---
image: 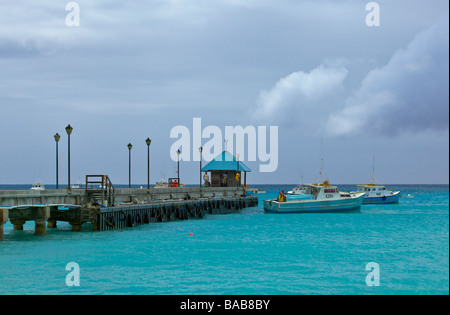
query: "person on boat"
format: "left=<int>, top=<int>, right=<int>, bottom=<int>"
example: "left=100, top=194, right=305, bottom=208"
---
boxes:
left=278, top=190, right=287, bottom=202
left=277, top=192, right=283, bottom=202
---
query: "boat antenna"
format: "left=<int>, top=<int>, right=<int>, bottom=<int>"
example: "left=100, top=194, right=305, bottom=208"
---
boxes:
left=318, top=130, right=326, bottom=183
left=371, top=154, right=375, bottom=184
left=319, top=158, right=324, bottom=183
left=297, top=171, right=304, bottom=185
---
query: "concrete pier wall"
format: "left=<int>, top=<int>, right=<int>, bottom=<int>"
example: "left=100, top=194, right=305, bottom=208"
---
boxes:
left=113, top=187, right=245, bottom=204
left=0, top=189, right=83, bottom=207
left=0, top=186, right=245, bottom=207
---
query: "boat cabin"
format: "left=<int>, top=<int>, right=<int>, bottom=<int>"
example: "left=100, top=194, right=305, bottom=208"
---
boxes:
left=357, top=184, right=388, bottom=197
left=307, top=183, right=341, bottom=200
left=30, top=183, right=45, bottom=190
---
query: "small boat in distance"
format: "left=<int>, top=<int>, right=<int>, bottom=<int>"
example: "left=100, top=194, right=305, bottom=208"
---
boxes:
left=356, top=184, right=400, bottom=204
left=30, top=182, right=45, bottom=190
left=287, top=175, right=307, bottom=195
left=246, top=188, right=267, bottom=196
left=356, top=155, right=400, bottom=204
left=154, top=180, right=169, bottom=188
left=71, top=183, right=83, bottom=189
left=287, top=185, right=308, bottom=195
left=264, top=180, right=365, bottom=214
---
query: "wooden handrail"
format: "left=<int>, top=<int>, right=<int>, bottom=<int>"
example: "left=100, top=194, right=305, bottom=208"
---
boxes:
left=85, top=175, right=115, bottom=206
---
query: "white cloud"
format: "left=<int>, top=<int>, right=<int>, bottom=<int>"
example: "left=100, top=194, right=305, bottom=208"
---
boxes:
left=254, top=65, right=348, bottom=133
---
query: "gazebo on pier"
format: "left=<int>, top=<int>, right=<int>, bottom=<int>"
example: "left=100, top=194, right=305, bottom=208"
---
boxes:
left=201, top=151, right=251, bottom=187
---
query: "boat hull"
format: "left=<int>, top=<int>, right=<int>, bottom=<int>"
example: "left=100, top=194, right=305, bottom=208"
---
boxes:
left=263, top=194, right=365, bottom=214
left=362, top=192, right=400, bottom=204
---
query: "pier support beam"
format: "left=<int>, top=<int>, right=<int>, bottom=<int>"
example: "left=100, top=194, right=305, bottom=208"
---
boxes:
left=10, top=218, right=26, bottom=230
left=33, top=206, right=50, bottom=236
left=70, top=223, right=82, bottom=232
left=0, top=208, right=8, bottom=241
left=47, top=220, right=57, bottom=229
left=35, top=219, right=47, bottom=236
left=91, top=220, right=98, bottom=231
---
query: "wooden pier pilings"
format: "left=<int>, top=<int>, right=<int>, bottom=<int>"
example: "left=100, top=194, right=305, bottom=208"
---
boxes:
left=95, top=197, right=258, bottom=232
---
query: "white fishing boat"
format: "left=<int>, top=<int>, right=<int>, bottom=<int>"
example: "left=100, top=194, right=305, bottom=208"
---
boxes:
left=287, top=185, right=308, bottom=195
left=30, top=182, right=45, bottom=190
left=264, top=181, right=365, bottom=214
left=356, top=184, right=400, bottom=204
left=355, top=155, right=400, bottom=204
left=287, top=175, right=307, bottom=195
left=71, top=183, right=83, bottom=189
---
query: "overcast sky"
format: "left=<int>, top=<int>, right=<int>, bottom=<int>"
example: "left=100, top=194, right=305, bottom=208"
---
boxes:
left=0, top=0, right=448, bottom=185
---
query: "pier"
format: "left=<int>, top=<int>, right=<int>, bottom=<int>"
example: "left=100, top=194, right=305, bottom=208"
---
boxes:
left=95, top=197, right=256, bottom=231
left=0, top=176, right=258, bottom=240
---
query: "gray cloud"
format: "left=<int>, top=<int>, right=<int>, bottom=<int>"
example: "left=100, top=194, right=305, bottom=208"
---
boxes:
left=326, top=14, right=449, bottom=137
left=254, top=14, right=449, bottom=138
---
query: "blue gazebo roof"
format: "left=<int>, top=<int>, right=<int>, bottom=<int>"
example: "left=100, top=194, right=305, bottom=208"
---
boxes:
left=202, top=151, right=251, bottom=172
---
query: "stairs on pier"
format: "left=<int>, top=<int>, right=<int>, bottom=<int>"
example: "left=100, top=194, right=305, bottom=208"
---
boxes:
left=85, top=175, right=116, bottom=207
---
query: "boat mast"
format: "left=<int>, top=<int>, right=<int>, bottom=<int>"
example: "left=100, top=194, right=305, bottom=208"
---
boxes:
left=371, top=154, right=375, bottom=184
left=319, top=158, right=324, bottom=183
left=318, top=132, right=326, bottom=184
left=298, top=171, right=304, bottom=185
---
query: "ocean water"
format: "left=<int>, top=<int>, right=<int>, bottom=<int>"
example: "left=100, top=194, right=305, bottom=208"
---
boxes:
left=0, top=184, right=448, bottom=295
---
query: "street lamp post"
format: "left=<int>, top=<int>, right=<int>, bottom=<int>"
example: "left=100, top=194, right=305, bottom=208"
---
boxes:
left=54, top=133, right=60, bottom=189
left=176, top=149, right=181, bottom=187
left=146, top=138, right=151, bottom=189
left=199, top=146, right=203, bottom=188
left=65, top=125, right=73, bottom=189
left=127, top=143, right=133, bottom=188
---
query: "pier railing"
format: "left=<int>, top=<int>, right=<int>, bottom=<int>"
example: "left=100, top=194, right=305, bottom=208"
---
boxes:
left=86, top=175, right=115, bottom=207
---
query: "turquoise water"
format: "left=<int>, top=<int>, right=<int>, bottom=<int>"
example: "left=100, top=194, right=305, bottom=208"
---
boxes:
left=1, top=185, right=448, bottom=295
